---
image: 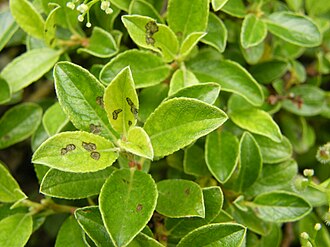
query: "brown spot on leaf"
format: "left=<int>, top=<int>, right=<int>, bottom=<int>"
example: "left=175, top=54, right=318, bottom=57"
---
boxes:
left=136, top=204, right=143, bottom=212
left=128, top=120, right=132, bottom=126
left=146, top=36, right=155, bottom=45
left=184, top=188, right=190, bottom=196
left=96, top=96, right=104, bottom=108
left=66, top=144, right=76, bottom=151
left=112, top=109, right=123, bottom=120
left=90, top=124, right=101, bottom=134
left=90, top=151, right=100, bottom=160
left=82, top=142, right=96, bottom=151
left=145, top=21, right=159, bottom=35
left=61, top=148, right=67, bottom=155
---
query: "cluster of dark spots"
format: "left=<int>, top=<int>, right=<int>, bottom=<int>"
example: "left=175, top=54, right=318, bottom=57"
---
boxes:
left=122, top=179, right=129, bottom=184
left=145, top=21, right=159, bottom=46
left=82, top=142, right=96, bottom=151
left=128, top=120, right=132, bottom=126
left=96, top=96, right=104, bottom=108
left=60, top=144, right=76, bottom=155
left=90, top=151, right=100, bottom=160
left=136, top=204, right=143, bottom=212
left=112, top=109, right=122, bottom=120
left=126, top=97, right=138, bottom=118
left=90, top=124, right=101, bottom=134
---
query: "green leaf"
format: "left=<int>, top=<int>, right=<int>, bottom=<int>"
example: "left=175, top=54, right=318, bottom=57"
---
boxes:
left=201, top=13, right=227, bottom=53
left=0, top=161, right=26, bottom=203
left=235, top=132, right=262, bottom=192
left=144, top=98, right=228, bottom=157
left=129, top=0, right=163, bottom=23
left=10, top=0, right=45, bottom=39
left=100, top=49, right=170, bottom=88
left=167, top=83, right=220, bottom=104
left=0, top=10, right=19, bottom=52
left=282, top=85, right=326, bottom=116
left=55, top=216, right=87, bottom=247
left=32, top=131, right=119, bottom=173
left=99, top=169, right=158, bottom=247
left=119, top=128, right=153, bottom=160
left=128, top=232, right=164, bottom=247
left=0, top=77, right=10, bottom=104
left=168, top=68, right=199, bottom=95
left=122, top=15, right=179, bottom=62
left=221, top=0, right=246, bottom=18
left=111, top=0, right=130, bottom=11
left=54, top=62, right=117, bottom=141
left=241, top=41, right=265, bottom=65
left=249, top=60, right=288, bottom=84
left=246, top=159, right=298, bottom=196
left=40, top=166, right=115, bottom=199
left=0, top=102, right=42, bottom=149
left=179, top=32, right=206, bottom=58
left=104, top=67, right=139, bottom=135
left=177, top=223, right=246, bottom=247
left=240, top=14, right=267, bottom=49
left=78, top=27, right=118, bottom=58
left=253, top=135, right=292, bottom=164
left=1, top=48, right=60, bottom=93
left=75, top=206, right=114, bottom=247
left=211, top=0, right=229, bottom=11
left=42, top=102, right=69, bottom=136
left=265, top=11, right=321, bottom=47
left=44, top=5, right=60, bottom=47
left=0, top=214, right=33, bottom=247
left=187, top=59, right=264, bottom=106
left=228, top=94, right=282, bottom=142
left=156, top=179, right=205, bottom=218
left=252, top=191, right=312, bottom=222
left=205, top=130, right=239, bottom=183
left=183, top=144, right=211, bottom=177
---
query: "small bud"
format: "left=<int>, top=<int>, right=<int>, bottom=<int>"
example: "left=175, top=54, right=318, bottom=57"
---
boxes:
left=303, top=169, right=314, bottom=177
left=101, top=1, right=110, bottom=10
left=78, top=14, right=84, bottom=22
left=305, top=242, right=313, bottom=247
left=316, top=142, right=330, bottom=164
left=289, top=92, right=295, bottom=98
left=314, top=223, right=322, bottom=231
left=66, top=2, right=75, bottom=10
left=293, top=176, right=309, bottom=192
left=300, top=232, right=309, bottom=240
left=77, top=3, right=88, bottom=13
left=105, top=7, right=113, bottom=14
left=86, top=22, right=91, bottom=28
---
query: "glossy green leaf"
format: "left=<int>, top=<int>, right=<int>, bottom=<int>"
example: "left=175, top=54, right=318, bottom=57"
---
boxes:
left=55, top=216, right=87, bottom=247
left=78, top=27, right=118, bottom=58
left=156, top=179, right=205, bottom=218
left=241, top=41, right=265, bottom=65
left=0, top=10, right=19, bottom=51
left=0, top=161, right=26, bottom=203
left=266, top=11, right=321, bottom=47
left=211, top=0, right=229, bottom=11
left=165, top=186, right=223, bottom=237
left=128, top=232, right=164, bottom=247
left=187, top=59, right=264, bottom=106
left=282, top=85, right=325, bottom=116
left=118, top=126, right=153, bottom=159
left=42, top=102, right=69, bottom=136
left=305, top=0, right=330, bottom=16
left=241, top=14, right=267, bottom=49
left=167, top=0, right=209, bottom=41
left=252, top=191, right=312, bottom=222
left=235, top=132, right=262, bottom=192
left=201, top=13, right=227, bottom=53
left=54, top=62, right=117, bottom=141
left=100, top=49, right=170, bottom=88
left=179, top=32, right=206, bottom=58
left=31, top=123, right=49, bottom=152
left=111, top=0, right=130, bottom=11
left=183, top=144, right=211, bottom=177
left=104, top=67, right=139, bottom=135
left=144, top=98, right=228, bottom=157
left=129, top=0, right=162, bottom=23
left=177, top=223, right=246, bottom=247
left=249, top=60, right=288, bottom=84
left=205, top=130, right=239, bottom=183
left=0, top=214, right=33, bottom=247
left=40, top=166, right=115, bottom=199
left=75, top=206, right=114, bottom=247
left=0, top=77, right=10, bottom=104
left=10, top=0, right=44, bottom=39
left=253, top=135, right=292, bottom=164
left=0, top=102, right=42, bottom=149
left=228, top=94, right=282, bottom=142
left=122, top=15, right=179, bottom=62
left=44, top=5, right=60, bottom=47
left=246, top=159, right=297, bottom=196
left=168, top=68, right=199, bottom=95
left=32, top=131, right=118, bottom=173
left=221, top=0, right=246, bottom=18
left=167, top=83, right=220, bottom=104
left=99, top=169, right=158, bottom=247
left=1, top=48, right=60, bottom=93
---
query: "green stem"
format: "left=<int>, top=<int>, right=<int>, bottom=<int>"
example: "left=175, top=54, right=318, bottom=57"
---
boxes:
left=21, top=199, right=77, bottom=216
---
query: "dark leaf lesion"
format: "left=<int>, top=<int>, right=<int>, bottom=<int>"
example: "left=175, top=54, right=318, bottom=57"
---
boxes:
left=60, top=144, right=76, bottom=155
left=145, top=20, right=159, bottom=46
left=112, top=109, right=123, bottom=120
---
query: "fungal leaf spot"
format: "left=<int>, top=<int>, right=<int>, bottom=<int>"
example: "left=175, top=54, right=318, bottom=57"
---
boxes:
left=90, top=151, right=100, bottom=160
left=184, top=188, right=190, bottom=196
left=126, top=97, right=138, bottom=118
left=112, top=109, right=123, bottom=120
left=96, top=96, right=104, bottom=108
left=136, top=203, right=143, bottom=212
left=145, top=21, right=159, bottom=35
left=128, top=120, right=132, bottom=126
left=66, top=144, right=76, bottom=151
left=90, top=124, right=101, bottom=134
left=61, top=148, right=67, bottom=155
left=82, top=142, right=96, bottom=152
left=146, top=36, right=155, bottom=46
